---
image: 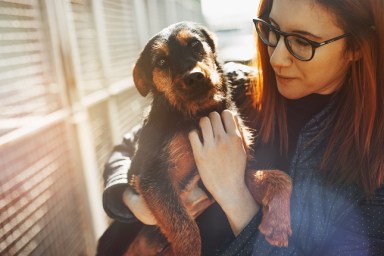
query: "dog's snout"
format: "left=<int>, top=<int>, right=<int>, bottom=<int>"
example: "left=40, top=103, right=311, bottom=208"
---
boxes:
left=184, top=71, right=205, bottom=87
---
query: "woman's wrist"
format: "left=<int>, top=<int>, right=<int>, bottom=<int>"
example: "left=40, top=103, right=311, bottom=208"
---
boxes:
left=216, top=182, right=260, bottom=236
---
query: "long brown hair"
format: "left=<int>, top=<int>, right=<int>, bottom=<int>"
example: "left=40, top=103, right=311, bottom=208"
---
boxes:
left=253, top=0, right=384, bottom=196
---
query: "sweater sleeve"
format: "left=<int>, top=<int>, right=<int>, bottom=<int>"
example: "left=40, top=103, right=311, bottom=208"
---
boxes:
left=218, top=211, right=262, bottom=256
left=323, top=186, right=384, bottom=256
left=102, top=124, right=142, bottom=223
left=218, top=187, right=384, bottom=256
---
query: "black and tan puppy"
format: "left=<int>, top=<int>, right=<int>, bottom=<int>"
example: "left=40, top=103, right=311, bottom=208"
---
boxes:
left=127, top=21, right=292, bottom=256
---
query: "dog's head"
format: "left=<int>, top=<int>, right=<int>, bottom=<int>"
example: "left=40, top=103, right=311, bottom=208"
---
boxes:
left=133, top=21, right=228, bottom=117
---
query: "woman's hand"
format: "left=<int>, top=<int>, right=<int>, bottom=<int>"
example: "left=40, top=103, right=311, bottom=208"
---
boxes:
left=123, top=175, right=214, bottom=225
left=188, top=110, right=259, bottom=235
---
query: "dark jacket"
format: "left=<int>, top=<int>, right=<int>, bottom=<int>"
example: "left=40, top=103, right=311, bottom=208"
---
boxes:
left=99, top=63, right=384, bottom=256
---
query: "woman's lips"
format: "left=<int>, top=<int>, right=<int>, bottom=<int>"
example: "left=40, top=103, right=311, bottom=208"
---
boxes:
left=276, top=74, right=295, bottom=79
left=276, top=74, right=296, bottom=83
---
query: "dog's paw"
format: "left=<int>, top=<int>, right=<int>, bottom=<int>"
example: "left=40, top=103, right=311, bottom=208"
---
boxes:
left=258, top=211, right=292, bottom=247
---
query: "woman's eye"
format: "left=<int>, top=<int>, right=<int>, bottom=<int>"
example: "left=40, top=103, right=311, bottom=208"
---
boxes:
left=294, top=37, right=310, bottom=47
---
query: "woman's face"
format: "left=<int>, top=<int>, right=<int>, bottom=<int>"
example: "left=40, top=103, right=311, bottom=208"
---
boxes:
left=268, top=0, right=353, bottom=99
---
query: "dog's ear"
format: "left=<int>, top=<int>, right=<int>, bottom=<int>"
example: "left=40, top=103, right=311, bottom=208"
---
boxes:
left=133, top=63, right=151, bottom=97
left=133, top=37, right=159, bottom=97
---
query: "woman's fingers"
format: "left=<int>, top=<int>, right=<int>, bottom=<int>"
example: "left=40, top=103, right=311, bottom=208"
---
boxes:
left=192, top=111, right=236, bottom=145
left=221, top=110, right=239, bottom=135
left=207, top=110, right=240, bottom=137
left=198, top=116, right=214, bottom=145
left=209, top=111, right=226, bottom=137
left=189, top=110, right=241, bottom=152
left=188, top=129, right=203, bottom=152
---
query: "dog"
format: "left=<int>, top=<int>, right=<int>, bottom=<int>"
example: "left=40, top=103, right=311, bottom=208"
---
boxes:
left=126, top=21, right=292, bottom=256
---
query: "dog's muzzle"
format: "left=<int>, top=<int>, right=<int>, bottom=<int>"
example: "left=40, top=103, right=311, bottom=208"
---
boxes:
left=183, top=71, right=205, bottom=87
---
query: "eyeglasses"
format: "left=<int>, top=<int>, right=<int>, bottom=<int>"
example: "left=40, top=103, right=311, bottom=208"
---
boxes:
left=252, top=18, right=350, bottom=61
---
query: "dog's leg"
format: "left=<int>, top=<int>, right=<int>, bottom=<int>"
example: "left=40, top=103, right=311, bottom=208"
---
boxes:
left=138, top=175, right=200, bottom=256
left=140, top=133, right=201, bottom=256
left=137, top=133, right=201, bottom=256
left=124, top=226, right=169, bottom=256
left=246, top=169, right=292, bottom=247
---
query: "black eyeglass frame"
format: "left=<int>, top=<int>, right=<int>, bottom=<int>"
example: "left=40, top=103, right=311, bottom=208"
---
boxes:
left=253, top=18, right=351, bottom=61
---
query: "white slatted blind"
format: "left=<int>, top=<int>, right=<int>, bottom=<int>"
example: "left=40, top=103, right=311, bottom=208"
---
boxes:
left=114, top=87, right=149, bottom=139
left=0, top=123, right=91, bottom=255
left=0, top=1, right=206, bottom=255
left=175, top=1, right=202, bottom=22
left=0, top=1, right=94, bottom=255
left=88, top=101, right=114, bottom=176
left=69, top=0, right=105, bottom=94
left=0, top=0, right=62, bottom=136
left=102, top=0, right=140, bottom=83
left=155, top=0, right=168, bottom=29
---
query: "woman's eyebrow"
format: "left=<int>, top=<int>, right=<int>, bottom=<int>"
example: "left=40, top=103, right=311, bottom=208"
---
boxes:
left=268, top=17, right=280, bottom=30
left=269, top=17, right=323, bottom=40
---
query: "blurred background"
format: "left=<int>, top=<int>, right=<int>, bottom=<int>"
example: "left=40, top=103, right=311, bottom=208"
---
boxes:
left=0, top=0, right=258, bottom=255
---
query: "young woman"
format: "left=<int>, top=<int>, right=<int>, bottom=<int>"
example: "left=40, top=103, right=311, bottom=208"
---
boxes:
left=98, top=0, right=384, bottom=255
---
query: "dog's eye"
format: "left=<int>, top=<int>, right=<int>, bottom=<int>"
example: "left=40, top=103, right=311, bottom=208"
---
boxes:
left=155, top=58, right=168, bottom=68
left=190, top=40, right=202, bottom=49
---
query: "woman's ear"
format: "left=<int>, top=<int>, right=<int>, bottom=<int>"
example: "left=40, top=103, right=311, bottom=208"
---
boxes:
left=347, top=48, right=362, bottom=62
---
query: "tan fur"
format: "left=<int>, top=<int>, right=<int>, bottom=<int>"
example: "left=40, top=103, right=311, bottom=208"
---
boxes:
left=152, top=41, right=169, bottom=55
left=168, top=133, right=195, bottom=189
left=176, top=29, right=194, bottom=46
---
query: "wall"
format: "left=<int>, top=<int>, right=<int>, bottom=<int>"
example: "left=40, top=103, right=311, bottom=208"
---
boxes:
left=0, top=0, right=205, bottom=255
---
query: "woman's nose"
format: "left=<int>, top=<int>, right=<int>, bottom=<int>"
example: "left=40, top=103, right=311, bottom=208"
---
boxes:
left=269, top=37, right=293, bottom=68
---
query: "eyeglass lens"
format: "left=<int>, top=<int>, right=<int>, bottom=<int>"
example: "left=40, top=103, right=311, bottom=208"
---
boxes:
left=256, top=21, right=313, bottom=60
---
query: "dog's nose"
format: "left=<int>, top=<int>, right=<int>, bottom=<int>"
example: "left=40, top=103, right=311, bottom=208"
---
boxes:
left=184, top=71, right=205, bottom=87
